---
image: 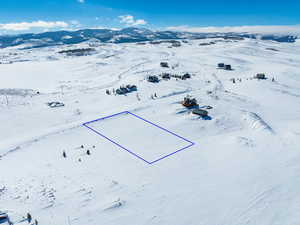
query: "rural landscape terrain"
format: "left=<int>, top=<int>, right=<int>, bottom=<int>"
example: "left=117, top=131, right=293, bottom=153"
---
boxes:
left=1, top=28, right=300, bottom=225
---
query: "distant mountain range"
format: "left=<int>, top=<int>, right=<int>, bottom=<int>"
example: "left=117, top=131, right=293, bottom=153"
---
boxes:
left=0, top=27, right=298, bottom=49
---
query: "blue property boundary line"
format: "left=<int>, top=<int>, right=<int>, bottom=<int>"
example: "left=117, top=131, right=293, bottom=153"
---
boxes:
left=83, top=111, right=195, bottom=165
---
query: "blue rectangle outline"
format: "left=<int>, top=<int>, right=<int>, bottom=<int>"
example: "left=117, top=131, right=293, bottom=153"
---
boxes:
left=83, top=111, right=195, bottom=164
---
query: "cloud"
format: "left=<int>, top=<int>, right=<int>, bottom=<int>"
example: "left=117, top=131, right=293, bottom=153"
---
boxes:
left=70, top=20, right=81, bottom=27
left=0, top=21, right=69, bottom=31
left=119, top=15, right=147, bottom=26
left=77, top=0, right=85, bottom=3
left=166, top=25, right=300, bottom=35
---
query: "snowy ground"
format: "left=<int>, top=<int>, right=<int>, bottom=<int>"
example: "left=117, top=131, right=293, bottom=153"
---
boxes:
left=0, top=38, right=300, bottom=225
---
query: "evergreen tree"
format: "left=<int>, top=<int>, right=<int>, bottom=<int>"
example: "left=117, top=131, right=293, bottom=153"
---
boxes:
left=27, top=213, right=32, bottom=223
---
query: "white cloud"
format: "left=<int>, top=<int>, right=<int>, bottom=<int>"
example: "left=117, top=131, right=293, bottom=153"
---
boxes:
left=166, top=25, right=300, bottom=36
left=119, top=15, right=147, bottom=26
left=77, top=0, right=85, bottom=3
left=0, top=21, right=69, bottom=31
left=70, top=20, right=81, bottom=27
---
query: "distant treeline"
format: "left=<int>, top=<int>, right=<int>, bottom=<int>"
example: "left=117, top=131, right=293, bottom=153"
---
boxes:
left=58, top=48, right=96, bottom=55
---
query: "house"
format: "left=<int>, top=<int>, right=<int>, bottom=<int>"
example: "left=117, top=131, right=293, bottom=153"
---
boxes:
left=0, top=212, right=9, bottom=224
left=182, top=96, right=198, bottom=108
left=147, top=75, right=160, bottom=83
left=255, top=73, right=266, bottom=79
left=116, top=85, right=137, bottom=95
left=218, top=63, right=225, bottom=68
left=47, top=102, right=65, bottom=108
left=182, top=73, right=191, bottom=80
left=126, top=84, right=137, bottom=92
left=160, top=62, right=169, bottom=68
left=172, top=41, right=181, bottom=47
left=161, top=73, right=171, bottom=80
left=116, top=86, right=129, bottom=95
left=224, top=64, right=232, bottom=70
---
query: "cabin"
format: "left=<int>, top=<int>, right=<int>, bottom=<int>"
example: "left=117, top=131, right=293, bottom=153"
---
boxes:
left=224, top=65, right=232, bottom=70
left=218, top=63, right=225, bottom=68
left=115, top=84, right=137, bottom=95
left=116, top=87, right=128, bottom=95
left=147, top=75, right=160, bottom=83
left=47, top=102, right=65, bottom=108
left=160, top=62, right=169, bottom=68
left=161, top=73, right=171, bottom=80
left=182, top=73, right=191, bottom=80
left=192, top=109, right=208, bottom=117
left=255, top=73, right=266, bottom=80
left=126, top=84, right=137, bottom=92
left=182, top=96, right=198, bottom=108
left=172, top=41, right=181, bottom=47
left=0, top=212, right=8, bottom=224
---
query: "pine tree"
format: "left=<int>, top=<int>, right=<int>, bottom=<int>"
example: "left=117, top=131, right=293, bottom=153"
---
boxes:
left=27, top=213, right=32, bottom=223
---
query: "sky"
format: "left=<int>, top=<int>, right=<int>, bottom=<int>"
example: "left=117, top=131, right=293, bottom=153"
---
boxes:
left=0, top=0, right=300, bottom=34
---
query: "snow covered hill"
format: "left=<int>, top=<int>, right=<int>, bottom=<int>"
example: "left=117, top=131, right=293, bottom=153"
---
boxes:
left=0, top=27, right=298, bottom=49
left=0, top=37, right=300, bottom=225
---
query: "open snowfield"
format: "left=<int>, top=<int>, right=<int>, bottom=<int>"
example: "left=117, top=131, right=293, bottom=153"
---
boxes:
left=1, top=38, right=300, bottom=225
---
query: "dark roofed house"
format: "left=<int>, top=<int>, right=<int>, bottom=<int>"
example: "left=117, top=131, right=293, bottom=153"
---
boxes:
left=182, top=96, right=198, bottom=108
left=218, top=63, right=225, bottom=68
left=161, top=73, right=171, bottom=80
left=224, top=64, right=232, bottom=70
left=0, top=212, right=9, bottom=224
left=255, top=73, right=267, bottom=79
left=147, top=75, right=160, bottom=83
left=160, top=62, right=169, bottom=68
left=182, top=73, right=191, bottom=80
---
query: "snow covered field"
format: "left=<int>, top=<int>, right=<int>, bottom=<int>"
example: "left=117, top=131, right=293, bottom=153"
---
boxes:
left=0, top=38, right=300, bottom=225
left=84, top=111, right=194, bottom=164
